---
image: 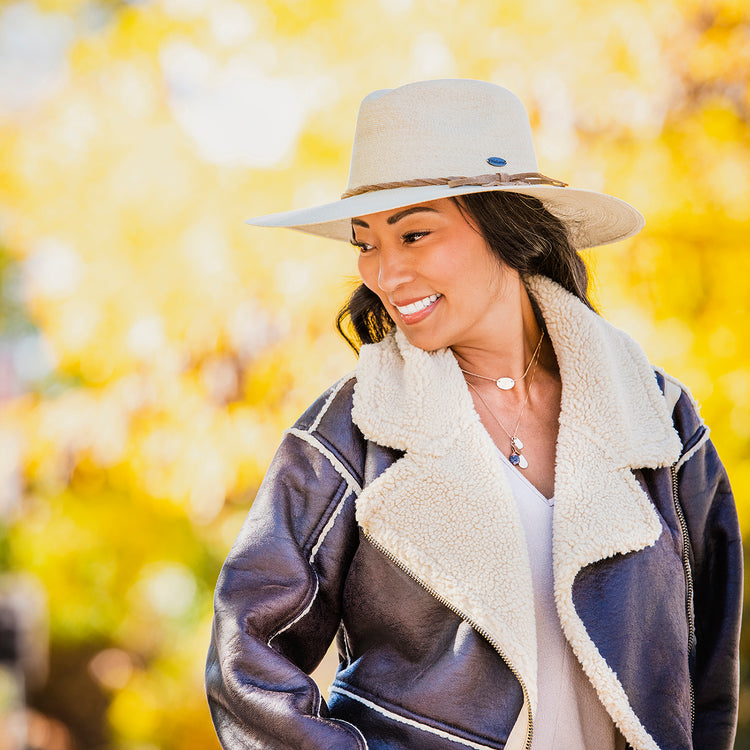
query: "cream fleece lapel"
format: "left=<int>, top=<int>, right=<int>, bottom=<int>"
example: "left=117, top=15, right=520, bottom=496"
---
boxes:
left=525, top=275, right=682, bottom=573
left=352, top=276, right=683, bottom=748
left=352, top=330, right=539, bottom=716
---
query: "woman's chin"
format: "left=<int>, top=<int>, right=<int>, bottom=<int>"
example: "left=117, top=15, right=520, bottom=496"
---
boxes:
left=393, top=325, right=451, bottom=352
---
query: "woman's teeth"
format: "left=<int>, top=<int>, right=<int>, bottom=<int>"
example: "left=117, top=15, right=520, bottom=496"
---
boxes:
left=395, top=294, right=441, bottom=315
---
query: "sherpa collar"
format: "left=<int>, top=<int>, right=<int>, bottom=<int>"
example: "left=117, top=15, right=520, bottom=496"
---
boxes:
left=351, top=275, right=682, bottom=750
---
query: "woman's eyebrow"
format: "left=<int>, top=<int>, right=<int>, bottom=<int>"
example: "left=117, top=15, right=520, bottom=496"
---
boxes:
left=351, top=206, right=440, bottom=230
left=386, top=206, right=439, bottom=225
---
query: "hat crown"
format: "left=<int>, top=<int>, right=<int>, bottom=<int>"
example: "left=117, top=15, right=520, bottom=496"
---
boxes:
left=347, top=79, right=539, bottom=190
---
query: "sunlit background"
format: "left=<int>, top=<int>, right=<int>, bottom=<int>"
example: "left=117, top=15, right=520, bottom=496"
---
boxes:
left=0, top=0, right=748, bottom=748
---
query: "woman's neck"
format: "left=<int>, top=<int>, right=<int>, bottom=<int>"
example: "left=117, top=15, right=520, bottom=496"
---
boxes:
left=451, top=283, right=544, bottom=381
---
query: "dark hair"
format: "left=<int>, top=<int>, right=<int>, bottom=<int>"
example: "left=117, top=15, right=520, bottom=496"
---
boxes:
left=336, top=191, right=593, bottom=352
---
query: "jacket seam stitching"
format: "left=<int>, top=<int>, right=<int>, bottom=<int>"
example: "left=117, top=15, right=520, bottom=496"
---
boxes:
left=309, top=373, right=356, bottom=432
left=330, top=685, right=501, bottom=750
left=266, top=569, right=320, bottom=646
left=285, top=427, right=362, bottom=495
left=310, top=487, right=355, bottom=563
left=301, top=477, right=348, bottom=555
left=267, top=480, right=352, bottom=639
left=328, top=717, right=369, bottom=749
left=675, top=427, right=711, bottom=471
left=303, top=712, right=369, bottom=747
left=312, top=429, right=364, bottom=488
left=265, top=481, right=349, bottom=643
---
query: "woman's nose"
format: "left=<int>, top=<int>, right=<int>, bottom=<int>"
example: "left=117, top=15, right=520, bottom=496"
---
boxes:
left=376, top=247, right=414, bottom=292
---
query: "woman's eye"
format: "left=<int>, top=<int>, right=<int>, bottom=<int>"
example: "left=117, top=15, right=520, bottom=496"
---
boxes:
left=350, top=240, right=374, bottom=254
left=402, top=231, right=430, bottom=244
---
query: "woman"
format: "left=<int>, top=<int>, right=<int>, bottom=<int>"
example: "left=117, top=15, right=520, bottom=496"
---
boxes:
left=206, top=80, right=742, bottom=750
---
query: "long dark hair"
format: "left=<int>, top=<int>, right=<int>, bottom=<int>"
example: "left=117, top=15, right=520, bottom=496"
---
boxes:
left=336, top=191, right=593, bottom=352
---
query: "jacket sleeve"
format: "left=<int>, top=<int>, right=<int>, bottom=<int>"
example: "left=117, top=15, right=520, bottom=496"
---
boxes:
left=206, top=383, right=367, bottom=750
left=673, top=394, right=743, bottom=750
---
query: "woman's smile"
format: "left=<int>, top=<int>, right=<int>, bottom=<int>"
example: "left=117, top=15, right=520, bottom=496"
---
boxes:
left=393, top=293, right=442, bottom=322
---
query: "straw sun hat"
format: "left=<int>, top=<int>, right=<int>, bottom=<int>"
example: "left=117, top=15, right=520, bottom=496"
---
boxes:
left=246, top=79, right=644, bottom=249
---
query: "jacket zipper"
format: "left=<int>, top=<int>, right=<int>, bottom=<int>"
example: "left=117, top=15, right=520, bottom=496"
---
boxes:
left=364, top=531, right=534, bottom=750
left=670, top=464, right=696, bottom=729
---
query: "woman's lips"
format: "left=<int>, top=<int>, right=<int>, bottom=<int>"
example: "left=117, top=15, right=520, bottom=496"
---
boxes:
left=393, top=294, right=442, bottom=324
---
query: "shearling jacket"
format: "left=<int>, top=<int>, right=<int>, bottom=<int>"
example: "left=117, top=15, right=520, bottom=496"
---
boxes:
left=206, top=276, right=742, bottom=750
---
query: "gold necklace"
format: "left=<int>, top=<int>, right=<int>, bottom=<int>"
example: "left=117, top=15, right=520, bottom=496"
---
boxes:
left=460, top=331, right=544, bottom=390
left=466, top=341, right=542, bottom=469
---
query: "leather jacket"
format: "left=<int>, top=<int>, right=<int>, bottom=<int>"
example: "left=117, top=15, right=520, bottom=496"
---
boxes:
left=206, top=276, right=742, bottom=750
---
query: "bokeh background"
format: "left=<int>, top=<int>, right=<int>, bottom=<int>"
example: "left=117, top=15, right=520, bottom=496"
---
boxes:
left=0, top=0, right=748, bottom=747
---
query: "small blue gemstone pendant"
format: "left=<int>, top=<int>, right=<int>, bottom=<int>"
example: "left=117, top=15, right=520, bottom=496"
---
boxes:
left=487, top=157, right=507, bottom=167
left=509, top=449, right=529, bottom=469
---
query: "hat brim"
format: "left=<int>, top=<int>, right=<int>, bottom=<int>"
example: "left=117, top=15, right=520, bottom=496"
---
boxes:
left=246, top=183, right=644, bottom=249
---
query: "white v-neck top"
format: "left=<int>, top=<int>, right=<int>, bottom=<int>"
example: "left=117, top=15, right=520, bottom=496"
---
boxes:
left=497, top=451, right=620, bottom=750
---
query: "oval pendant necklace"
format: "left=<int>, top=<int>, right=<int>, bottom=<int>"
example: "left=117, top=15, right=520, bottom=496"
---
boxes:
left=461, top=332, right=544, bottom=390
left=465, top=342, right=542, bottom=470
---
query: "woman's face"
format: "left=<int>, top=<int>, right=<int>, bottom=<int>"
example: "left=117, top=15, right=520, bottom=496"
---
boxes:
left=353, top=197, right=516, bottom=353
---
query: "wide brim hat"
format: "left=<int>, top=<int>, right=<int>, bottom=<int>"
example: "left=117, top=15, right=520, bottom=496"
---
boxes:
left=246, top=79, right=645, bottom=249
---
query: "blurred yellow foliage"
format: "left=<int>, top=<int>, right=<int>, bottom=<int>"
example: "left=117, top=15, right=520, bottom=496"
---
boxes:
left=0, top=0, right=748, bottom=748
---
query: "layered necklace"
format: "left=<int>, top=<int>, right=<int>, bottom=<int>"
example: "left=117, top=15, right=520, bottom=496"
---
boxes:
left=464, top=332, right=544, bottom=469
left=460, top=331, right=544, bottom=390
